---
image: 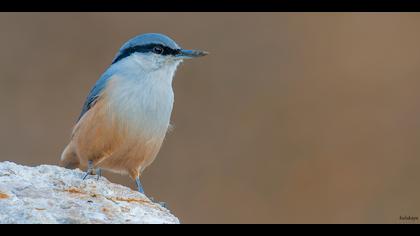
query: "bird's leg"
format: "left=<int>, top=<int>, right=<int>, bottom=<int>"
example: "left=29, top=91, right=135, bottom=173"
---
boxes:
left=135, top=175, right=168, bottom=209
left=135, top=176, right=145, bottom=194
left=95, top=168, right=102, bottom=181
left=82, top=160, right=95, bottom=180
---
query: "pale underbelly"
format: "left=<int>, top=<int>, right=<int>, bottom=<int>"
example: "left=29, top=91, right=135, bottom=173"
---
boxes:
left=95, top=108, right=170, bottom=176
left=73, top=95, right=171, bottom=178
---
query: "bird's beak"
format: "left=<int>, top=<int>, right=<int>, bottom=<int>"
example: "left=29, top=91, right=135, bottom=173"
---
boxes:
left=176, top=49, right=209, bottom=59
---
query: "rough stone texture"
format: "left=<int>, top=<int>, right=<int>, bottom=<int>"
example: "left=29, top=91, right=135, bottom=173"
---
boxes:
left=0, top=161, right=179, bottom=224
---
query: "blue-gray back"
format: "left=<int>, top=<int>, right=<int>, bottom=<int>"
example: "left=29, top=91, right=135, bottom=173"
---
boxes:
left=77, top=70, right=112, bottom=122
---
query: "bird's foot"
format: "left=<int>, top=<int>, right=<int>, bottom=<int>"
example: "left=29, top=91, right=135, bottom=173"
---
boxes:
left=82, top=169, right=94, bottom=180
left=149, top=197, right=168, bottom=209
left=95, top=168, right=102, bottom=181
left=135, top=176, right=168, bottom=209
left=82, top=161, right=101, bottom=180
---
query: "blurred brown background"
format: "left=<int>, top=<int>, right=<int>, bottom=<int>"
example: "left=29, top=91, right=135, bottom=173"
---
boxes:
left=0, top=13, right=420, bottom=224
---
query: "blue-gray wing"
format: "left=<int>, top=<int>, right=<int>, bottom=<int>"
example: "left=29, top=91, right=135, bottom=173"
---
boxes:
left=77, top=71, right=113, bottom=122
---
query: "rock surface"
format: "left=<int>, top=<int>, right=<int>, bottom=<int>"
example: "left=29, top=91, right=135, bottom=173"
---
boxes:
left=0, top=161, right=179, bottom=224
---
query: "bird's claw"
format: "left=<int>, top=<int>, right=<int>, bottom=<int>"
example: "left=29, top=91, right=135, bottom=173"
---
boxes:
left=149, top=197, right=168, bottom=209
left=82, top=169, right=94, bottom=180
left=82, top=161, right=102, bottom=181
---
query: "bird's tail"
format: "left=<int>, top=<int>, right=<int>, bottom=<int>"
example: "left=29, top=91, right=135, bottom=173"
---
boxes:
left=60, top=142, right=80, bottom=169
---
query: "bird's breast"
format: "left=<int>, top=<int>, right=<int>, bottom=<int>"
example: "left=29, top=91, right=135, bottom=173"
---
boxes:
left=105, top=74, right=174, bottom=140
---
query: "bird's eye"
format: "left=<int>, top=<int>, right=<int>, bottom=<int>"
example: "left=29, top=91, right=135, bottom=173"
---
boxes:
left=153, top=46, right=164, bottom=54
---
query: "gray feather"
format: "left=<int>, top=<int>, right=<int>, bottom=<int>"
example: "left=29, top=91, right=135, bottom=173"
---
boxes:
left=77, top=71, right=112, bottom=122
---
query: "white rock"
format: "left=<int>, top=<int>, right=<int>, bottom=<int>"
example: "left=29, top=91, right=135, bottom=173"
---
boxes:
left=0, top=161, right=179, bottom=224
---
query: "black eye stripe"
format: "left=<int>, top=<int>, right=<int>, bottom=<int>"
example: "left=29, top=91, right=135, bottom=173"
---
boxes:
left=112, top=43, right=180, bottom=64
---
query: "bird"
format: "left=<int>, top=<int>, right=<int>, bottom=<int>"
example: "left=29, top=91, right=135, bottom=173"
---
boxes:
left=60, top=33, right=207, bottom=196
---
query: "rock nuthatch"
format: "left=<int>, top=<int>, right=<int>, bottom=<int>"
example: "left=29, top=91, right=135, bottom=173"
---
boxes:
left=60, top=33, right=207, bottom=197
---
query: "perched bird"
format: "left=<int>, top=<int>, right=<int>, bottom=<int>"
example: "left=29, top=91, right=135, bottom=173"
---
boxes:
left=60, top=33, right=207, bottom=195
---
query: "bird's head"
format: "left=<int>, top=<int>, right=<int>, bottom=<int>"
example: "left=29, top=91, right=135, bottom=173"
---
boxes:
left=111, top=33, right=208, bottom=72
